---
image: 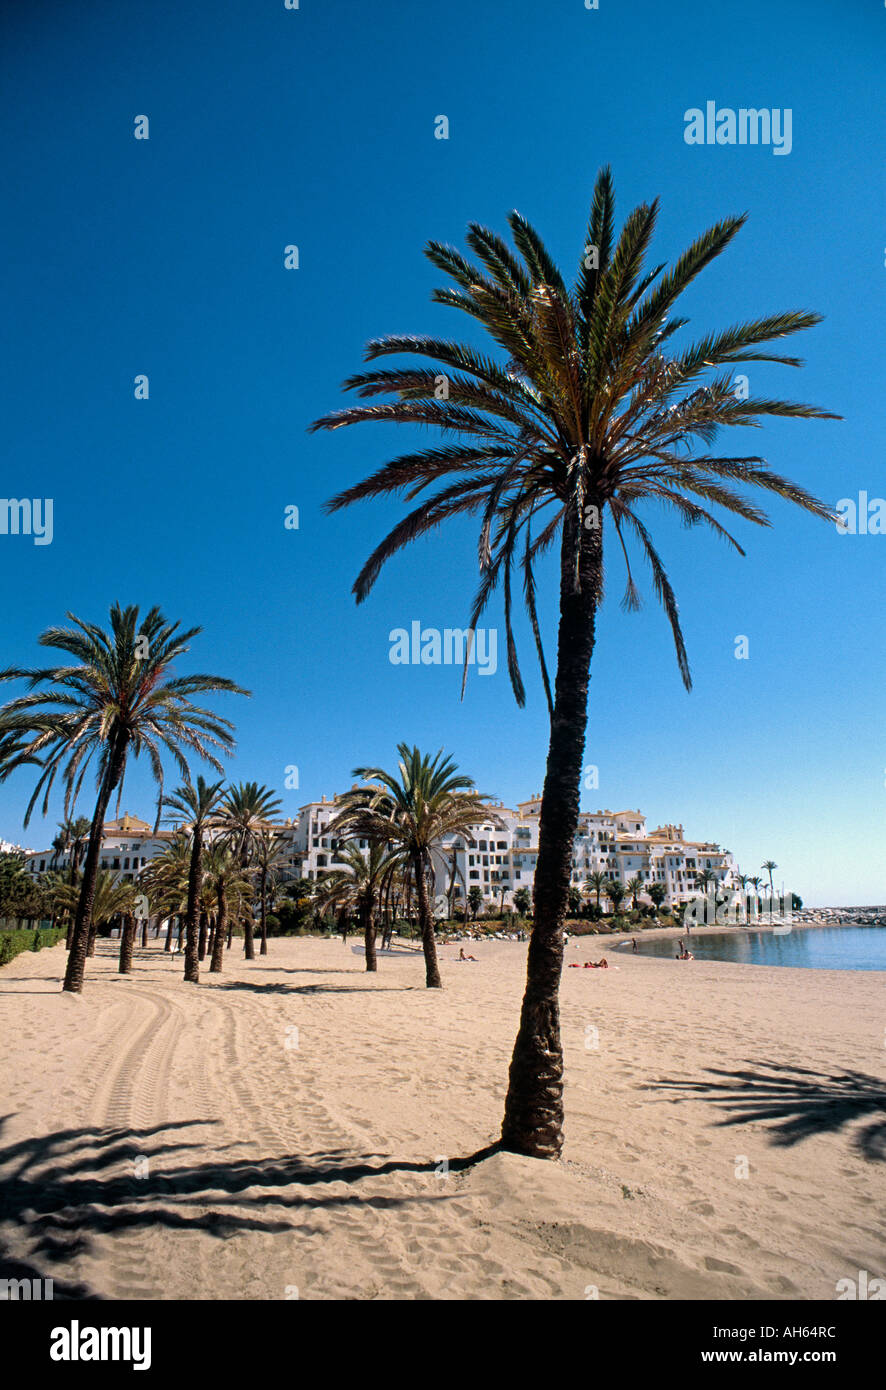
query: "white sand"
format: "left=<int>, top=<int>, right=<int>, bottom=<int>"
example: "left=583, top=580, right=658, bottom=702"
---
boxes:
left=0, top=933, right=883, bottom=1300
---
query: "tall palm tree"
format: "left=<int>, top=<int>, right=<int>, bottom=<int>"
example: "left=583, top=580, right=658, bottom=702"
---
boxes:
left=513, top=886, right=532, bottom=918
left=60, top=815, right=93, bottom=945
left=252, top=825, right=288, bottom=956
left=647, top=880, right=667, bottom=913
left=749, top=875, right=763, bottom=917
left=220, top=782, right=282, bottom=961
left=139, top=831, right=191, bottom=950
left=762, top=859, right=778, bottom=916
left=205, top=843, right=252, bottom=974
left=694, top=867, right=719, bottom=918
left=65, top=816, right=92, bottom=879
left=607, top=878, right=626, bottom=915
left=54, top=870, right=136, bottom=971
left=625, top=874, right=645, bottom=910
left=737, top=872, right=750, bottom=921
left=468, top=885, right=484, bottom=922
left=311, top=169, right=837, bottom=1156
left=328, top=746, right=498, bottom=987
left=313, top=841, right=404, bottom=971
left=50, top=815, right=90, bottom=944
left=0, top=604, right=248, bottom=992
left=38, top=868, right=74, bottom=933
left=48, top=831, right=66, bottom=872
left=585, top=868, right=608, bottom=911
left=445, top=841, right=466, bottom=921
left=163, top=776, right=227, bottom=984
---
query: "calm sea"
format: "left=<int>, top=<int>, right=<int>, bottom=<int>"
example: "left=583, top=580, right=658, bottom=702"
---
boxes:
left=627, top=925, right=886, bottom=972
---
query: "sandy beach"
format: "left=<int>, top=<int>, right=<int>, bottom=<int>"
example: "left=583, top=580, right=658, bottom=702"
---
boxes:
left=1, top=933, right=883, bottom=1301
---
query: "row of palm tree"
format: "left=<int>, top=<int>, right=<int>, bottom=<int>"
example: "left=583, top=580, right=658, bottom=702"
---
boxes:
left=159, top=778, right=283, bottom=983
left=0, top=603, right=250, bottom=992
left=325, top=745, right=498, bottom=988
left=1, top=165, right=831, bottom=1160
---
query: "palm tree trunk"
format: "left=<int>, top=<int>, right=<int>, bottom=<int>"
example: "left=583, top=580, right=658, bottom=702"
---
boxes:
left=183, top=831, right=203, bottom=984
left=259, top=865, right=268, bottom=956
left=207, top=913, right=216, bottom=958
left=500, top=509, right=602, bottom=1158
left=414, top=850, right=441, bottom=988
left=65, top=838, right=82, bottom=948
left=363, top=901, right=377, bottom=972
left=198, top=909, right=208, bottom=961
left=767, top=869, right=775, bottom=920
left=62, top=746, right=124, bottom=991
left=164, top=916, right=173, bottom=952
left=118, top=913, right=135, bottom=974
left=210, top=881, right=227, bottom=973
left=243, top=911, right=256, bottom=960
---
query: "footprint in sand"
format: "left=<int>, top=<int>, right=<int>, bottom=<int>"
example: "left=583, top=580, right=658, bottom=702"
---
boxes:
left=703, top=1256, right=744, bottom=1275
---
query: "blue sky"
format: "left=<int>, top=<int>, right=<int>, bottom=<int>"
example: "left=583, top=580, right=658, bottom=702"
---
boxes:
left=1, top=0, right=884, bottom=905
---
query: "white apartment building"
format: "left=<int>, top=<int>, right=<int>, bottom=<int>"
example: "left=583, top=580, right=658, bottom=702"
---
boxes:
left=24, top=813, right=178, bottom=882
left=280, top=793, right=739, bottom=912
left=21, top=798, right=740, bottom=914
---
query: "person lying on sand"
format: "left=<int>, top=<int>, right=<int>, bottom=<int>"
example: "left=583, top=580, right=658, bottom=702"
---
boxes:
left=457, top=947, right=478, bottom=961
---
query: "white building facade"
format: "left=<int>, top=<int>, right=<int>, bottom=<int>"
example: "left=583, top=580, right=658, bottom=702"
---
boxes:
left=22, top=799, right=740, bottom=914
left=274, top=793, right=740, bottom=912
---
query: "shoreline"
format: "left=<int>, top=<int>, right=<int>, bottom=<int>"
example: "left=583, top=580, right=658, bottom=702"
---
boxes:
left=602, top=918, right=886, bottom=971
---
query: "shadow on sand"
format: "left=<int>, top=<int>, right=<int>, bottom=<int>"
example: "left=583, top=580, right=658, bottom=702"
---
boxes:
left=0, top=1116, right=499, bottom=1297
left=648, top=1060, right=886, bottom=1160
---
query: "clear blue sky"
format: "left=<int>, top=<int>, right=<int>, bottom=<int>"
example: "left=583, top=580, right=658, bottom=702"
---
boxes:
left=1, top=0, right=883, bottom=905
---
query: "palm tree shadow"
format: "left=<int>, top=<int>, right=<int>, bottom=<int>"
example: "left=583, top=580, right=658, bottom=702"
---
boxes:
left=648, top=1060, right=886, bottom=1160
left=0, top=1116, right=489, bottom=1296
left=210, top=980, right=418, bottom=995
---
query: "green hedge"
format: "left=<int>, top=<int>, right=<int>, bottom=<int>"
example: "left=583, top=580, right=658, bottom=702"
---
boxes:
left=0, top=927, right=66, bottom=967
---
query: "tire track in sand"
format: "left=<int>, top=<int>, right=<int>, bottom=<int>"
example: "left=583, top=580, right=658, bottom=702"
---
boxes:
left=212, top=981, right=552, bottom=1299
